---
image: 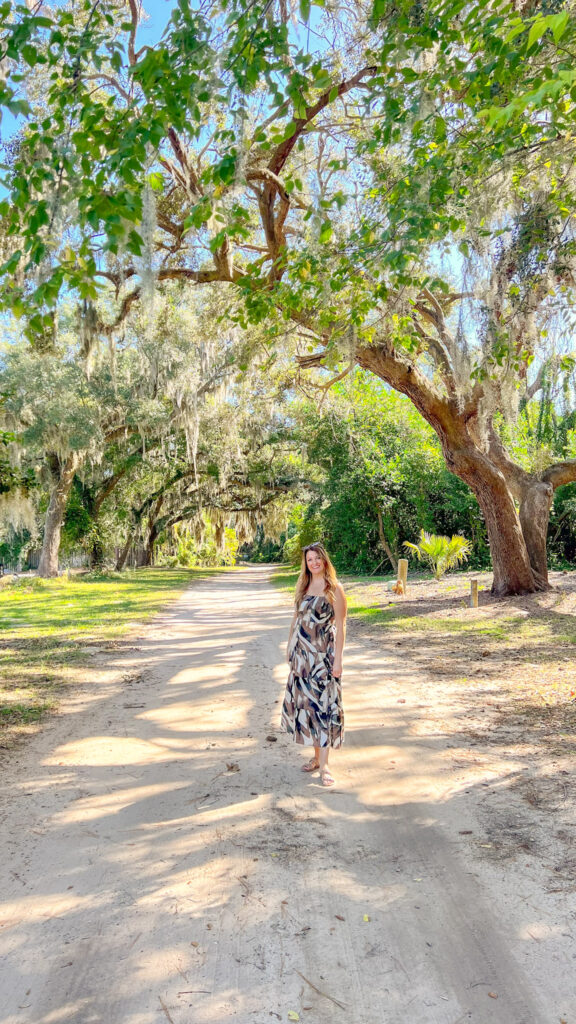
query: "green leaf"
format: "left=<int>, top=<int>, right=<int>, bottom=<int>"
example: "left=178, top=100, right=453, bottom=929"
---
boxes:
left=371, top=0, right=387, bottom=25
left=549, top=11, right=569, bottom=44
left=0, top=250, right=22, bottom=276
left=527, top=18, right=548, bottom=50
left=314, top=70, right=332, bottom=90
left=504, top=19, right=527, bottom=44
left=299, top=0, right=310, bottom=21
left=147, top=171, right=164, bottom=192
left=318, top=220, right=332, bottom=244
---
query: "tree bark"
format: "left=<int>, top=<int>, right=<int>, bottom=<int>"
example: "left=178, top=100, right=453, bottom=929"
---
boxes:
left=450, top=449, right=537, bottom=596
left=355, top=343, right=542, bottom=596
left=376, top=510, right=398, bottom=572
left=143, top=527, right=157, bottom=566
left=38, top=454, right=79, bottom=578
left=89, top=536, right=105, bottom=570
left=518, top=480, right=554, bottom=590
left=143, top=496, right=163, bottom=566
left=115, top=534, right=133, bottom=571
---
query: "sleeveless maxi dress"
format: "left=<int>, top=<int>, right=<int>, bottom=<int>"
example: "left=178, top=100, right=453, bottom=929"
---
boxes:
left=281, top=594, right=344, bottom=748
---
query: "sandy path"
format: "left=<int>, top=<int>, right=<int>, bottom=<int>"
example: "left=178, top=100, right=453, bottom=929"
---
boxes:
left=0, top=567, right=568, bottom=1024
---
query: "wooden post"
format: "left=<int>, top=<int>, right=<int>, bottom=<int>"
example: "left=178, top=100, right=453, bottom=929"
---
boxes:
left=470, top=580, right=479, bottom=608
left=398, top=558, right=408, bottom=595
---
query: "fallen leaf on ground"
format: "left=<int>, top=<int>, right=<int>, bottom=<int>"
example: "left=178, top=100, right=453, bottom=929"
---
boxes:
left=287, top=1012, right=300, bottom=1021
left=335, top=914, right=345, bottom=921
left=363, top=914, right=371, bottom=922
left=266, top=735, right=277, bottom=742
left=226, top=763, right=240, bottom=772
left=488, top=992, right=498, bottom=999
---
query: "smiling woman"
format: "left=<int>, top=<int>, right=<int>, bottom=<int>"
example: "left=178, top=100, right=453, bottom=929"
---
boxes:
left=281, top=542, right=347, bottom=787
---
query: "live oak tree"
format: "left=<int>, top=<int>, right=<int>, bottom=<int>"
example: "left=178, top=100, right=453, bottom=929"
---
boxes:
left=0, top=286, right=303, bottom=573
left=2, top=0, right=576, bottom=592
left=0, top=333, right=166, bottom=576
left=103, top=364, right=305, bottom=569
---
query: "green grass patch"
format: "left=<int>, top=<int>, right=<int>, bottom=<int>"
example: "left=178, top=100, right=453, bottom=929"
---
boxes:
left=367, top=610, right=520, bottom=640
left=271, top=568, right=299, bottom=592
left=270, top=565, right=576, bottom=650
left=0, top=567, right=218, bottom=742
left=0, top=701, right=55, bottom=724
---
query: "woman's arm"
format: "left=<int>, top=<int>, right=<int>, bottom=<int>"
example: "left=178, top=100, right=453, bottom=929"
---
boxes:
left=286, top=606, right=298, bottom=661
left=332, top=583, right=347, bottom=678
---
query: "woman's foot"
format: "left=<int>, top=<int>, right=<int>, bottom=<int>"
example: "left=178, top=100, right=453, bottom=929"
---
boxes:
left=320, top=767, right=335, bottom=787
left=301, top=758, right=320, bottom=773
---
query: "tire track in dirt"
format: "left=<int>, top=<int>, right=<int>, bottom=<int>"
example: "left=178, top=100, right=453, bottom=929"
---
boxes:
left=0, top=567, right=567, bottom=1023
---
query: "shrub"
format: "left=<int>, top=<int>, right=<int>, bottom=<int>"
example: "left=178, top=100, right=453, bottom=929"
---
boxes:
left=403, top=530, right=470, bottom=580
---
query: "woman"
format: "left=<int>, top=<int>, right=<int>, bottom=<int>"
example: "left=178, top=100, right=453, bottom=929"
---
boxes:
left=281, top=542, right=347, bottom=787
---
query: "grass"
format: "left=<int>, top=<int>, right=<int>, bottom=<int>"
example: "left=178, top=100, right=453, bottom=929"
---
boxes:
left=270, top=564, right=576, bottom=712
left=0, top=567, right=219, bottom=743
left=271, top=567, right=513, bottom=636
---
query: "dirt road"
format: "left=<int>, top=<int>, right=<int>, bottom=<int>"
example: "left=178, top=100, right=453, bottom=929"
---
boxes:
left=0, top=567, right=572, bottom=1023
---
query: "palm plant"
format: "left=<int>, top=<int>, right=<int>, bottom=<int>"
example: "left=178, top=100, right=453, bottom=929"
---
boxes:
left=403, top=530, right=470, bottom=580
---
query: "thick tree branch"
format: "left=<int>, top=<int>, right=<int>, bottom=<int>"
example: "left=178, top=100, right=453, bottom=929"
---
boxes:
left=268, top=66, right=377, bottom=176
left=411, top=318, right=455, bottom=391
left=246, top=168, right=308, bottom=210
left=166, top=127, right=201, bottom=196
left=97, top=266, right=237, bottom=331
left=413, top=288, right=459, bottom=399
left=355, top=338, right=455, bottom=439
left=93, top=443, right=144, bottom=515
left=542, top=460, right=576, bottom=489
left=103, top=422, right=136, bottom=444
left=484, top=425, right=532, bottom=499
left=127, top=0, right=139, bottom=66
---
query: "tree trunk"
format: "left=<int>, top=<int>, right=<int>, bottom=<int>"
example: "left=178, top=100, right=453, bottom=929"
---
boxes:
left=447, top=447, right=538, bottom=596
left=38, top=454, right=79, bottom=578
left=89, top=536, right=105, bottom=570
left=354, top=344, right=550, bottom=597
left=143, top=496, right=163, bottom=567
left=519, top=481, right=554, bottom=590
left=143, top=528, right=156, bottom=567
left=376, top=510, right=398, bottom=572
left=115, top=535, right=133, bottom=572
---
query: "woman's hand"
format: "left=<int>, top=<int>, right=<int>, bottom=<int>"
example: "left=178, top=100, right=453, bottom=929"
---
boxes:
left=332, top=660, right=342, bottom=679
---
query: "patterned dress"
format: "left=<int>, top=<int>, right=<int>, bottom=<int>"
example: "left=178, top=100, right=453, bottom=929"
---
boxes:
left=281, top=593, right=344, bottom=748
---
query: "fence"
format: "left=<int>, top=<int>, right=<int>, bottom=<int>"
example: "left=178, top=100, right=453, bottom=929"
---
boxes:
left=1, top=545, right=149, bottom=576
left=114, top=544, right=149, bottom=568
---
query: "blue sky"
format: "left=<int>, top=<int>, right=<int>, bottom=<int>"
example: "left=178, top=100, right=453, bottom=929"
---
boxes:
left=0, top=0, right=177, bottom=144
left=137, top=0, right=177, bottom=45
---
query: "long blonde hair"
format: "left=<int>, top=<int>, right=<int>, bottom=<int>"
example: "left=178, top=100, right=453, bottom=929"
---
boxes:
left=294, top=542, right=338, bottom=607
